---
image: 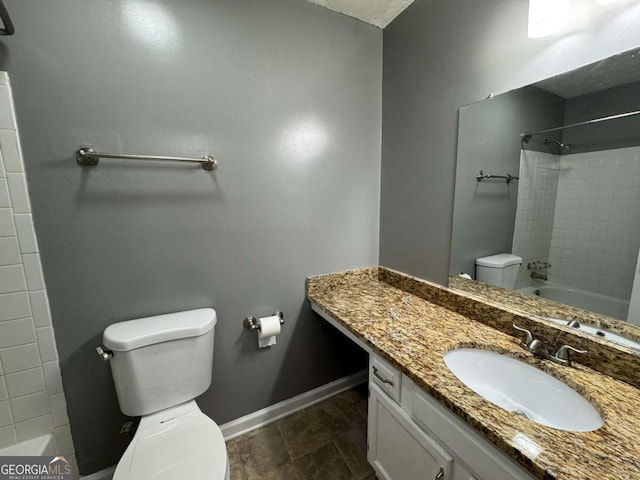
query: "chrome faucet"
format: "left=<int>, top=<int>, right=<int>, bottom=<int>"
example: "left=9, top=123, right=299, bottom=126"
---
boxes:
left=527, top=261, right=551, bottom=281
left=513, top=324, right=586, bottom=367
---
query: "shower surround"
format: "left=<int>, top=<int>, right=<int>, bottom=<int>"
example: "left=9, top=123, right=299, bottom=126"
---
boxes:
left=0, top=72, right=77, bottom=477
left=513, top=147, right=640, bottom=319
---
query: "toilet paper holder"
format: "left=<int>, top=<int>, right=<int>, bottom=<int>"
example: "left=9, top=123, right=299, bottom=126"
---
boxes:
left=243, top=311, right=285, bottom=331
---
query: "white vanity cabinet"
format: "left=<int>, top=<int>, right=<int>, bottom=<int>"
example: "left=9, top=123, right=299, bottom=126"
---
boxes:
left=367, top=353, right=536, bottom=480
left=368, top=382, right=453, bottom=480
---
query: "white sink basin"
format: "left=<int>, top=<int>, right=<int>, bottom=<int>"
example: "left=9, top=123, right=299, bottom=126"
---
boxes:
left=444, top=348, right=603, bottom=432
left=535, top=316, right=640, bottom=351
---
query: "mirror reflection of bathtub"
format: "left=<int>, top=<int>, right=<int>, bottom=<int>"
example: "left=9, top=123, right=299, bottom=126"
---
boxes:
left=518, top=284, right=629, bottom=321
left=0, top=434, right=58, bottom=456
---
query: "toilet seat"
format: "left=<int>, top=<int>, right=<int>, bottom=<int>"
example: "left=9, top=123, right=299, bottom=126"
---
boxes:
left=113, top=400, right=229, bottom=480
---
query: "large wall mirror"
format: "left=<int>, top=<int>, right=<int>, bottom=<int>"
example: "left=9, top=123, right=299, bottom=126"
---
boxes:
left=449, top=46, right=640, bottom=351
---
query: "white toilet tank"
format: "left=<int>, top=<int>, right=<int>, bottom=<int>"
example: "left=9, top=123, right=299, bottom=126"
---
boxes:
left=103, top=308, right=216, bottom=417
left=475, top=254, right=522, bottom=289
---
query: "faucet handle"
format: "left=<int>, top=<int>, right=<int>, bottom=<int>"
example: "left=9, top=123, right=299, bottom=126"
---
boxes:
left=554, top=345, right=587, bottom=366
left=513, top=324, right=534, bottom=348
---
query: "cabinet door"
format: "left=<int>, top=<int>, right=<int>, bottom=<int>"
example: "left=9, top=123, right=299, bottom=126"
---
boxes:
left=408, top=377, right=536, bottom=480
left=368, top=383, right=453, bottom=480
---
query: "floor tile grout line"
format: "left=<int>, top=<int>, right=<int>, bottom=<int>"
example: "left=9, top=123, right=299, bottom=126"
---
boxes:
left=275, top=418, right=295, bottom=462
left=228, top=386, right=369, bottom=480
left=332, top=438, right=358, bottom=478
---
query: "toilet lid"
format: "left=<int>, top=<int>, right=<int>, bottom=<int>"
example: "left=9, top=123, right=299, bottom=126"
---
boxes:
left=114, top=409, right=228, bottom=480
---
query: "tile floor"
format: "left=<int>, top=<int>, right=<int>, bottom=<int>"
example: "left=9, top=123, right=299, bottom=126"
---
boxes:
left=226, top=384, right=375, bottom=480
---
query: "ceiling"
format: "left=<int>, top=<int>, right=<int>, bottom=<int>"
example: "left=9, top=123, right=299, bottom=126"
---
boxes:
left=535, top=48, right=640, bottom=99
left=304, top=0, right=417, bottom=28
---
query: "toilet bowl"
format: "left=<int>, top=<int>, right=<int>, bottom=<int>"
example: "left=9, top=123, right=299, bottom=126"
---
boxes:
left=113, top=401, right=229, bottom=480
left=101, top=308, right=229, bottom=480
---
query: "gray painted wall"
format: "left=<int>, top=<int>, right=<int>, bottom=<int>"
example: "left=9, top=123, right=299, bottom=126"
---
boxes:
left=564, top=80, right=640, bottom=153
left=0, top=0, right=381, bottom=474
left=380, top=0, right=640, bottom=284
left=450, top=87, right=565, bottom=277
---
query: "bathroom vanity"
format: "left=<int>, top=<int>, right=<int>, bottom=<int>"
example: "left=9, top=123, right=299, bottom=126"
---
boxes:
left=367, top=352, right=535, bottom=480
left=306, top=267, right=640, bottom=480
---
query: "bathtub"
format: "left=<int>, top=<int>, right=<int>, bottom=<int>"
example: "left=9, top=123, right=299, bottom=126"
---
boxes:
left=518, top=284, right=630, bottom=320
left=0, top=433, right=58, bottom=456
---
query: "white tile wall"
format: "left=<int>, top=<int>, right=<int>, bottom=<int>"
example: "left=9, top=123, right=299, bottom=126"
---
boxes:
left=0, top=377, right=7, bottom=401
left=42, top=361, right=63, bottom=395
left=512, top=150, right=560, bottom=289
left=548, top=147, right=640, bottom=300
left=35, top=327, right=58, bottom=362
left=49, top=393, right=70, bottom=428
left=0, top=130, right=23, bottom=173
left=0, top=264, right=27, bottom=293
left=0, top=209, right=16, bottom=236
left=0, top=85, right=15, bottom=129
left=30, top=291, right=51, bottom=327
left=0, top=401, right=13, bottom=427
left=0, top=179, right=10, bottom=208
left=14, top=215, right=38, bottom=253
left=0, top=292, right=31, bottom=322
left=5, top=368, right=45, bottom=398
left=0, top=344, right=41, bottom=374
left=0, top=318, right=36, bottom=349
left=0, top=425, right=17, bottom=449
left=0, top=237, right=20, bottom=265
left=0, top=72, right=77, bottom=476
left=22, top=253, right=45, bottom=291
left=11, top=392, right=50, bottom=423
left=15, top=414, right=53, bottom=442
left=513, top=146, right=640, bottom=302
left=6, top=173, right=31, bottom=214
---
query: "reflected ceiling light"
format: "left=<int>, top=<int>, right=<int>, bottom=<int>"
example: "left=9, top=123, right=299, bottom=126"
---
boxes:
left=596, top=0, right=619, bottom=4
left=528, top=0, right=571, bottom=38
left=279, top=115, right=329, bottom=164
left=122, top=0, right=180, bottom=53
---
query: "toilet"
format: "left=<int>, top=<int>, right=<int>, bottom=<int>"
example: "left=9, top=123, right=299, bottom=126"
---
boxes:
left=475, top=253, right=523, bottom=289
left=102, top=308, right=229, bottom=480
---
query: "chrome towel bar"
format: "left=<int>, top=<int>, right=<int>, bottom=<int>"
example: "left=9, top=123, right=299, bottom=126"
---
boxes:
left=76, top=147, right=218, bottom=172
left=476, top=170, right=518, bottom=184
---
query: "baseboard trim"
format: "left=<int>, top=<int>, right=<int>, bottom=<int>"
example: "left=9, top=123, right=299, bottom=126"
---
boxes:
left=80, top=465, right=115, bottom=480
left=220, top=369, right=368, bottom=440
left=77, top=371, right=367, bottom=478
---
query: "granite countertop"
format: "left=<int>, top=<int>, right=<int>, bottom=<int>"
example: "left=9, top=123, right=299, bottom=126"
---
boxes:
left=448, top=275, right=640, bottom=344
left=306, top=267, right=640, bottom=480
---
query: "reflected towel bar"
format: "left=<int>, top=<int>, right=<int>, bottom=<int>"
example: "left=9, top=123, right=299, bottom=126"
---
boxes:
left=76, top=147, right=218, bottom=172
left=476, top=170, right=518, bottom=184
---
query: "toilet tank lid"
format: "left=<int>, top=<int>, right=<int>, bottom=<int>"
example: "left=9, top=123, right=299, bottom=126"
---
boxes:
left=476, top=254, right=523, bottom=268
left=103, top=308, right=216, bottom=351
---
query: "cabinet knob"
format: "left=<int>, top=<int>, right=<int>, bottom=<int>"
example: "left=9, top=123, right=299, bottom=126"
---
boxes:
left=435, top=466, right=445, bottom=479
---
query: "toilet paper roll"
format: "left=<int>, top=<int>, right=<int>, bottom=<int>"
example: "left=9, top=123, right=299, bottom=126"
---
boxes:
left=258, top=315, right=281, bottom=348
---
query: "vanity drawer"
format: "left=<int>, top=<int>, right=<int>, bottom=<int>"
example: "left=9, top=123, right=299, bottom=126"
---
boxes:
left=370, top=353, right=401, bottom=402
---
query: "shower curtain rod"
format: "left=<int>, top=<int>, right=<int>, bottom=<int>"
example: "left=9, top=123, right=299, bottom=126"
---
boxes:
left=522, top=109, right=640, bottom=140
